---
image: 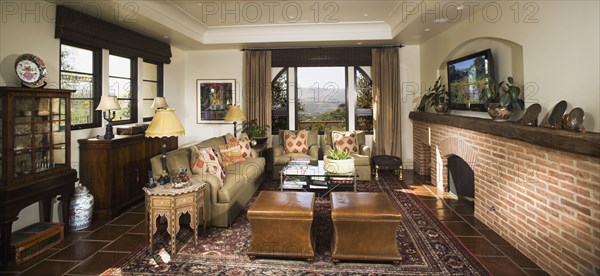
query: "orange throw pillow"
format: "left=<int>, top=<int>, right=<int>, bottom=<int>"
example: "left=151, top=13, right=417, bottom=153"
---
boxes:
left=332, top=131, right=358, bottom=153
left=284, top=130, right=308, bottom=154
left=219, top=142, right=246, bottom=167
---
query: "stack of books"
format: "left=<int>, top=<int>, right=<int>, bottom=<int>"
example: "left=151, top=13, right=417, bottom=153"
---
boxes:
left=282, top=176, right=307, bottom=189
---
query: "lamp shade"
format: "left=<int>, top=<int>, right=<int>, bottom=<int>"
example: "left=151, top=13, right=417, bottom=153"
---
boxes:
left=151, top=97, right=169, bottom=109
left=145, top=109, right=185, bottom=138
left=96, top=96, right=121, bottom=111
left=224, top=105, right=246, bottom=122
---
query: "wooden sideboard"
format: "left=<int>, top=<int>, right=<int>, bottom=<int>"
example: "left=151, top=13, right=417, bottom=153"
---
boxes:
left=78, top=135, right=177, bottom=219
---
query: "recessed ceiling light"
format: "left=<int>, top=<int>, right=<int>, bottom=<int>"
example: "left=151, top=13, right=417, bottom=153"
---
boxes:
left=434, top=18, right=449, bottom=23
left=457, top=5, right=464, bottom=10
left=424, top=28, right=431, bottom=32
left=363, top=13, right=368, bottom=17
left=357, top=42, right=363, bottom=45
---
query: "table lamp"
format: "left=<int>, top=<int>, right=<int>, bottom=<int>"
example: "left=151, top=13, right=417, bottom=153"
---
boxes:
left=224, top=105, right=246, bottom=137
left=145, top=108, right=185, bottom=185
left=96, top=96, right=121, bottom=140
left=151, top=97, right=169, bottom=110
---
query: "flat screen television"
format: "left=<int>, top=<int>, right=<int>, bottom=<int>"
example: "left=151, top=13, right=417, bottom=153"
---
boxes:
left=447, top=49, right=495, bottom=111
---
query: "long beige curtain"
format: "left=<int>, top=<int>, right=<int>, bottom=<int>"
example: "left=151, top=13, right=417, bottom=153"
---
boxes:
left=372, top=48, right=402, bottom=157
left=243, top=50, right=272, bottom=138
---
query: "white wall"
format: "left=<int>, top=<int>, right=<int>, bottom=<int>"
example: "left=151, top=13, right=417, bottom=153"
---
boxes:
left=178, top=50, right=244, bottom=145
left=420, top=1, right=600, bottom=132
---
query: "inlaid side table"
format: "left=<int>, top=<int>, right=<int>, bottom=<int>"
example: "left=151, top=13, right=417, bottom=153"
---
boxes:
left=143, top=180, right=206, bottom=255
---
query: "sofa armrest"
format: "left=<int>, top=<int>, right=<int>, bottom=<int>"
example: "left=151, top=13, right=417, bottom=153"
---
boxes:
left=308, top=145, right=320, bottom=160
left=273, top=145, right=284, bottom=157
left=359, top=145, right=371, bottom=156
left=191, top=173, right=222, bottom=204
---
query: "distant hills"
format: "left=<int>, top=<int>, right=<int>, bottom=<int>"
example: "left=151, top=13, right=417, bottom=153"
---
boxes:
left=296, top=86, right=346, bottom=116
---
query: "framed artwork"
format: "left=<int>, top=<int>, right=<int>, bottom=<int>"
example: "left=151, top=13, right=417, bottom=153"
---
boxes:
left=196, top=79, right=235, bottom=123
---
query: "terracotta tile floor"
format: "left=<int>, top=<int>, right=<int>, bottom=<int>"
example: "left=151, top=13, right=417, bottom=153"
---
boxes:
left=1, top=171, right=549, bottom=275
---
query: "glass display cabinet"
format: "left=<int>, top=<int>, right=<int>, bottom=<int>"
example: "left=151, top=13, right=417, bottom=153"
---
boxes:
left=0, top=87, right=78, bottom=268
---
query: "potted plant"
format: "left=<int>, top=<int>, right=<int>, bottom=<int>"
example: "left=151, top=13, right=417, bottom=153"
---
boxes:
left=241, top=119, right=270, bottom=146
left=482, top=76, right=524, bottom=121
left=323, top=148, right=355, bottom=174
left=422, top=76, right=450, bottom=113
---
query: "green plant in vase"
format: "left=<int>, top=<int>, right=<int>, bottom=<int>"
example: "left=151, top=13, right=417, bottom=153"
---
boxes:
left=482, top=76, right=524, bottom=121
left=241, top=119, right=270, bottom=146
left=327, top=148, right=351, bottom=160
left=422, top=76, right=450, bottom=113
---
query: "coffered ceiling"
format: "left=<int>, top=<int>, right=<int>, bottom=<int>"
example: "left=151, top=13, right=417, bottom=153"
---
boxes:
left=56, top=0, right=475, bottom=50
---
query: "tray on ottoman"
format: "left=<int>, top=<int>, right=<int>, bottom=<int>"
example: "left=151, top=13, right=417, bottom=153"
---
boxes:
left=10, top=222, right=64, bottom=264
left=330, top=192, right=402, bottom=264
left=247, top=191, right=315, bottom=261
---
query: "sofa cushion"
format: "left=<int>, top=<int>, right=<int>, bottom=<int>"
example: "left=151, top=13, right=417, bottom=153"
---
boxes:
left=284, top=130, right=308, bottom=154
left=332, top=131, right=359, bottom=153
left=219, top=142, right=246, bottom=167
left=165, top=148, right=192, bottom=177
left=190, top=146, right=225, bottom=186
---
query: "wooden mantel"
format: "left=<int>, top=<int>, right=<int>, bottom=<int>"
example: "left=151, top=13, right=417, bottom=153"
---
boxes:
left=409, top=111, right=600, bottom=158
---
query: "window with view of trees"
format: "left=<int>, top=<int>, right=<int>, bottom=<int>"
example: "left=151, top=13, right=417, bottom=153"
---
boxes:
left=109, top=54, right=137, bottom=124
left=60, top=43, right=100, bottom=128
left=297, top=67, right=346, bottom=132
left=271, top=67, right=289, bottom=134
left=355, top=66, right=373, bottom=132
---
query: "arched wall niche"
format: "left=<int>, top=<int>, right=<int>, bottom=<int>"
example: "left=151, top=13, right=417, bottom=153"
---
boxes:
left=434, top=37, right=524, bottom=118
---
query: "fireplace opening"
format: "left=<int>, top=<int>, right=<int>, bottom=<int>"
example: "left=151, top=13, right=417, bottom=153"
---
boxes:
left=448, top=155, right=474, bottom=202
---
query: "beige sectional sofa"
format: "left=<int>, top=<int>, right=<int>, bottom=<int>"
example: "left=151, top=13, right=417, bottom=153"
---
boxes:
left=150, top=134, right=265, bottom=227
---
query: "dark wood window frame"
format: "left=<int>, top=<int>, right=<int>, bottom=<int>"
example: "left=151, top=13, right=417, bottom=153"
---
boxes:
left=109, top=53, right=138, bottom=125
left=271, top=67, right=289, bottom=135
left=59, top=41, right=102, bottom=130
left=142, top=61, right=164, bottom=122
left=354, top=66, right=374, bottom=134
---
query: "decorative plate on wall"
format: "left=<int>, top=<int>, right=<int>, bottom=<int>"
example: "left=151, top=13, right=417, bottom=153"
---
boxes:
left=14, top=53, right=47, bottom=88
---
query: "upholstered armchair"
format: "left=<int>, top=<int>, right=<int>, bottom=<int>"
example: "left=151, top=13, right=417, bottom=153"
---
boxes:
left=321, top=130, right=371, bottom=181
left=273, top=130, right=320, bottom=179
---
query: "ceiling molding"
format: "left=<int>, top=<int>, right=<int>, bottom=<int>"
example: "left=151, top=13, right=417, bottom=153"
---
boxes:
left=137, top=1, right=208, bottom=41
left=203, top=22, right=391, bottom=44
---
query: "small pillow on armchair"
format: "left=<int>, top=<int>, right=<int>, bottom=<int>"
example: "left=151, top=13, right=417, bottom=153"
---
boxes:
left=332, top=131, right=359, bottom=153
left=284, top=130, right=308, bottom=154
left=190, top=146, right=225, bottom=186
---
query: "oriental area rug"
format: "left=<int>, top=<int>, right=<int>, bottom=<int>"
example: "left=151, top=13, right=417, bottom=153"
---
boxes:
left=103, top=172, right=490, bottom=275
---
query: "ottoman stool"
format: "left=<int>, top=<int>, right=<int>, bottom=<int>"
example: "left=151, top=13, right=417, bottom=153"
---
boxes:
left=371, top=155, right=403, bottom=180
left=247, top=191, right=316, bottom=261
left=330, top=192, right=402, bottom=264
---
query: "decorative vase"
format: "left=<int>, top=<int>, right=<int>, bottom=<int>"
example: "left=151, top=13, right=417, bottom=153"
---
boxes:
left=487, top=103, right=512, bottom=122
left=69, top=184, right=94, bottom=230
left=323, top=156, right=355, bottom=174
left=252, top=137, right=268, bottom=147
left=434, top=103, right=449, bottom=114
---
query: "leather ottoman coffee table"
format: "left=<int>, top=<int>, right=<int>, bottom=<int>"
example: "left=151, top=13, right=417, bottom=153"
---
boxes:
left=247, top=191, right=316, bottom=261
left=330, top=192, right=402, bottom=264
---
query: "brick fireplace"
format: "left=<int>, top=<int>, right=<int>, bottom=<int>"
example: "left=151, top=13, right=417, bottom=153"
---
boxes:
left=410, top=112, right=600, bottom=275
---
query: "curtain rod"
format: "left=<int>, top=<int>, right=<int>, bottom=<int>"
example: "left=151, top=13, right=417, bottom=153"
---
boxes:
left=240, top=45, right=403, bottom=51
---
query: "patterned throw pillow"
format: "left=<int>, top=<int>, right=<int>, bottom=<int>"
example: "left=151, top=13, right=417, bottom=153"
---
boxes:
left=226, top=134, right=255, bottom=158
left=190, top=147, right=225, bottom=186
left=284, top=130, right=308, bottom=154
left=218, top=142, right=246, bottom=167
left=332, top=131, right=358, bottom=153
